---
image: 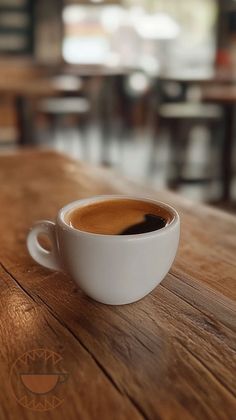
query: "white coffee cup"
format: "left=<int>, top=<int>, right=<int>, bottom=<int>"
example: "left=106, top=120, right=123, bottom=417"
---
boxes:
left=27, top=195, right=180, bottom=305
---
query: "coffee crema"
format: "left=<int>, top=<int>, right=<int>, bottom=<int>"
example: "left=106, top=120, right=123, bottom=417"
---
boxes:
left=65, top=199, right=173, bottom=235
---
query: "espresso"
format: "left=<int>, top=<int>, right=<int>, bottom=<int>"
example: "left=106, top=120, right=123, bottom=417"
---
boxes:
left=66, top=199, right=173, bottom=235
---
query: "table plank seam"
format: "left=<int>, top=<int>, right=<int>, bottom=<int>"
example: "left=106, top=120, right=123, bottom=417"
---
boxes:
left=0, top=262, right=149, bottom=420
left=160, top=282, right=236, bottom=353
left=0, top=261, right=39, bottom=305
left=166, top=272, right=236, bottom=331
left=114, top=289, right=236, bottom=390
left=110, top=306, right=167, bottom=350
left=100, top=290, right=236, bottom=414
left=43, top=315, right=64, bottom=342
left=0, top=265, right=147, bottom=420
left=172, top=264, right=236, bottom=297
left=171, top=269, right=236, bottom=308
left=158, top=284, right=236, bottom=397
left=175, top=337, right=236, bottom=401
left=160, top=282, right=219, bottom=326
left=1, top=259, right=235, bottom=347
left=32, top=292, right=149, bottom=420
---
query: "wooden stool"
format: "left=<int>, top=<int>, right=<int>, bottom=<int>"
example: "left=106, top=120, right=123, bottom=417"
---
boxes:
left=38, top=97, right=90, bottom=154
left=154, top=102, right=223, bottom=189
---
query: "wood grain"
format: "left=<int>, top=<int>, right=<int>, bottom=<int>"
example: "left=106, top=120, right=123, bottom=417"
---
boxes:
left=0, top=150, right=235, bottom=420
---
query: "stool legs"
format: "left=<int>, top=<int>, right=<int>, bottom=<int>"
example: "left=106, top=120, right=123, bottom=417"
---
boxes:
left=168, top=120, right=188, bottom=189
left=221, top=104, right=234, bottom=201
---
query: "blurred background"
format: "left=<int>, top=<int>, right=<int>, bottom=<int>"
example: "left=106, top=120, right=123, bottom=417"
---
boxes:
left=0, top=0, right=236, bottom=212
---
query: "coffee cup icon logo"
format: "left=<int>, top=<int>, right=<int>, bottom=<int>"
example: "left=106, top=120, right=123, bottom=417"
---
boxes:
left=10, top=349, right=68, bottom=411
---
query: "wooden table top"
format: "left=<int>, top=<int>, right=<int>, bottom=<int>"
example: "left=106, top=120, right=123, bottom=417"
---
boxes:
left=201, top=84, right=236, bottom=103
left=0, top=151, right=235, bottom=420
left=0, top=78, right=77, bottom=97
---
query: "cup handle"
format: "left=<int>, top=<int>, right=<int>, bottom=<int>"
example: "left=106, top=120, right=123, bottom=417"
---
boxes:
left=27, top=220, right=61, bottom=271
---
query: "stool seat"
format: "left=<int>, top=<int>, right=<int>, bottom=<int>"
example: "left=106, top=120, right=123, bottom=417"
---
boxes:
left=51, top=75, right=83, bottom=91
left=38, top=97, right=90, bottom=114
left=159, top=102, right=222, bottom=120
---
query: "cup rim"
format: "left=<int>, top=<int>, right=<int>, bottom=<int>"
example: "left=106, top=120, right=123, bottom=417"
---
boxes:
left=57, top=195, right=180, bottom=240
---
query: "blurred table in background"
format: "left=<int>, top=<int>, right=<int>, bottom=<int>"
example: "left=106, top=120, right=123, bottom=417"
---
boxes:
left=155, top=71, right=236, bottom=203
left=0, top=60, right=86, bottom=146
left=159, top=67, right=236, bottom=84
left=63, top=64, right=133, bottom=77
left=0, top=59, right=136, bottom=147
left=0, top=60, right=235, bottom=205
left=202, top=84, right=236, bottom=202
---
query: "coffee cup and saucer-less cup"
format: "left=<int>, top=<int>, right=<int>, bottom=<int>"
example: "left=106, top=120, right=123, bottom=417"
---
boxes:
left=27, top=195, right=180, bottom=305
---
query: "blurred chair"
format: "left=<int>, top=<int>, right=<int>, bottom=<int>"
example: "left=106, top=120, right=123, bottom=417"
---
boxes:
left=0, top=97, right=18, bottom=146
left=158, top=80, right=186, bottom=103
left=35, top=75, right=90, bottom=154
left=152, top=84, right=223, bottom=188
left=38, top=96, right=90, bottom=153
left=99, top=70, right=154, bottom=165
left=122, top=71, right=154, bottom=134
left=50, top=75, right=83, bottom=92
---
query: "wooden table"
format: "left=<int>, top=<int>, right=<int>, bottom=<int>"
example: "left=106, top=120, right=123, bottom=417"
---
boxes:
left=0, top=151, right=235, bottom=420
left=0, top=76, right=82, bottom=146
